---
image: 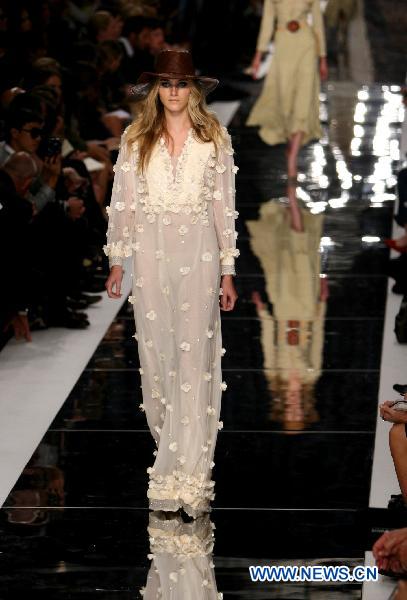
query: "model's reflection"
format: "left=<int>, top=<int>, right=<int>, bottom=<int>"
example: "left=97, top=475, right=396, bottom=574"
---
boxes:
left=247, top=196, right=328, bottom=430
left=141, top=510, right=222, bottom=599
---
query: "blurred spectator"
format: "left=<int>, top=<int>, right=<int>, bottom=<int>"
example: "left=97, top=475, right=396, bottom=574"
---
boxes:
left=119, top=15, right=152, bottom=81
left=118, top=15, right=164, bottom=82
left=66, top=0, right=101, bottom=28
left=88, top=10, right=122, bottom=43
left=23, top=58, right=64, bottom=105
left=380, top=395, right=407, bottom=510
left=148, top=17, right=166, bottom=56
left=98, top=40, right=127, bottom=110
left=119, top=0, right=160, bottom=18
left=0, top=152, right=37, bottom=343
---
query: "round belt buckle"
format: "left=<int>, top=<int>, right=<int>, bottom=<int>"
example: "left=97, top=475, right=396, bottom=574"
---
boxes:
left=287, top=20, right=300, bottom=32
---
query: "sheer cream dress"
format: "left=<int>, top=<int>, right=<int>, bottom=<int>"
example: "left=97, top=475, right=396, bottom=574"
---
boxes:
left=104, top=126, right=240, bottom=518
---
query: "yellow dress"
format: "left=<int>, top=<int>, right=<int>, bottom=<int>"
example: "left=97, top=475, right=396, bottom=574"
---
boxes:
left=246, top=0, right=327, bottom=146
left=246, top=201, right=325, bottom=429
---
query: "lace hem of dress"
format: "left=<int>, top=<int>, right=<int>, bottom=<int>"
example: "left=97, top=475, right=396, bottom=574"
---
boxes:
left=147, top=470, right=215, bottom=518
left=148, top=514, right=215, bottom=557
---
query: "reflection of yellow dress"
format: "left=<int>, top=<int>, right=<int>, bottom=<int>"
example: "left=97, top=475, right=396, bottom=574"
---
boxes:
left=247, top=0, right=326, bottom=146
left=247, top=201, right=325, bottom=428
left=247, top=201, right=323, bottom=322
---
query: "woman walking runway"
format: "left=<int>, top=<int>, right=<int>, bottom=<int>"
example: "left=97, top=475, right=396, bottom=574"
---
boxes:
left=247, top=0, right=328, bottom=183
left=104, top=50, right=239, bottom=518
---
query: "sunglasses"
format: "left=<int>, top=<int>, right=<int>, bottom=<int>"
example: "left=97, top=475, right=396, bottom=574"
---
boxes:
left=20, top=127, right=44, bottom=139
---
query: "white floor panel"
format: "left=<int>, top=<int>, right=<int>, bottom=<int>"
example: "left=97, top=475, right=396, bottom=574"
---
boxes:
left=0, top=259, right=132, bottom=507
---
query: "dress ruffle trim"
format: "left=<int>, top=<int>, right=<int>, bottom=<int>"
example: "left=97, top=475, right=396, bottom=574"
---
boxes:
left=148, top=513, right=215, bottom=558
left=147, top=470, right=215, bottom=518
left=219, top=247, right=240, bottom=259
left=103, top=240, right=134, bottom=258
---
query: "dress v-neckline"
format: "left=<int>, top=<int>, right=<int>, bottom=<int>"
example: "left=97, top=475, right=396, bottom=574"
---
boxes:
left=160, top=128, right=193, bottom=183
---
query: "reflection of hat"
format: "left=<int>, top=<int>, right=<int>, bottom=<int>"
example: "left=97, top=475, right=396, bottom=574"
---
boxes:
left=130, top=49, right=219, bottom=98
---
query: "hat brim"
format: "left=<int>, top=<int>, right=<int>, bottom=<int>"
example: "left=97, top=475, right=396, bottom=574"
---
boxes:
left=129, top=72, right=219, bottom=98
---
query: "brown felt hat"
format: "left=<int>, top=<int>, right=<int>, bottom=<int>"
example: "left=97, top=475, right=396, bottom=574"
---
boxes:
left=130, top=49, right=219, bottom=97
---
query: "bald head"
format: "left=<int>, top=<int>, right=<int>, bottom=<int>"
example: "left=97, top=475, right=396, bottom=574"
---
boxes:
left=3, top=152, right=38, bottom=179
left=2, top=151, right=38, bottom=196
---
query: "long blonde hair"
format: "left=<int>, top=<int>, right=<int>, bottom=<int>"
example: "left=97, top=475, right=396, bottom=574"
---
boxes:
left=126, top=79, right=227, bottom=174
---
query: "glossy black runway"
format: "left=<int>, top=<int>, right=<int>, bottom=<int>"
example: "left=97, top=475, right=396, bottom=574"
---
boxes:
left=0, top=82, right=402, bottom=598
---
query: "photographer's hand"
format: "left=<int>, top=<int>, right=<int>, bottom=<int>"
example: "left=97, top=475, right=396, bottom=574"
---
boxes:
left=66, top=196, right=85, bottom=220
left=42, top=153, right=62, bottom=188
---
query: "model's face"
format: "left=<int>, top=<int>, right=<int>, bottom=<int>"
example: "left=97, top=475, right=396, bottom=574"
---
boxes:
left=158, top=78, right=191, bottom=113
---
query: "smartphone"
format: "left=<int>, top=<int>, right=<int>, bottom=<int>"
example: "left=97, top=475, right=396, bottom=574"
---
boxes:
left=44, top=136, right=62, bottom=158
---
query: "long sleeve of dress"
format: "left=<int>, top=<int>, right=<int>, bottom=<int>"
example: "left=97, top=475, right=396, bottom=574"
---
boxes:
left=103, top=128, right=138, bottom=268
left=256, top=0, right=275, bottom=52
left=311, top=0, right=327, bottom=57
left=212, top=132, right=240, bottom=276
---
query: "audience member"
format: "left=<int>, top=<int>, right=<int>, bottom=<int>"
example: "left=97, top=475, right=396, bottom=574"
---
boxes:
left=0, top=152, right=37, bottom=343
left=118, top=16, right=162, bottom=82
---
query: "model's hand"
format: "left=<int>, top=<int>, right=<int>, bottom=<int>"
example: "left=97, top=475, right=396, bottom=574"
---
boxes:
left=105, top=265, right=123, bottom=299
left=220, top=275, right=238, bottom=311
left=251, top=51, right=262, bottom=80
left=319, top=56, right=328, bottom=81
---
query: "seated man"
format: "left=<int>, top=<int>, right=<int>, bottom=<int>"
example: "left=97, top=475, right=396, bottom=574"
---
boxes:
left=0, top=105, right=61, bottom=214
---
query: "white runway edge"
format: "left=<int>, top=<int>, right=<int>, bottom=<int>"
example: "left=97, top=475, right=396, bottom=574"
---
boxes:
left=0, top=260, right=133, bottom=508
left=0, top=101, right=241, bottom=509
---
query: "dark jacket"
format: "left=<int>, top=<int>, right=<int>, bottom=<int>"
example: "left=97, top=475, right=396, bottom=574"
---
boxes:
left=0, top=169, right=33, bottom=321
